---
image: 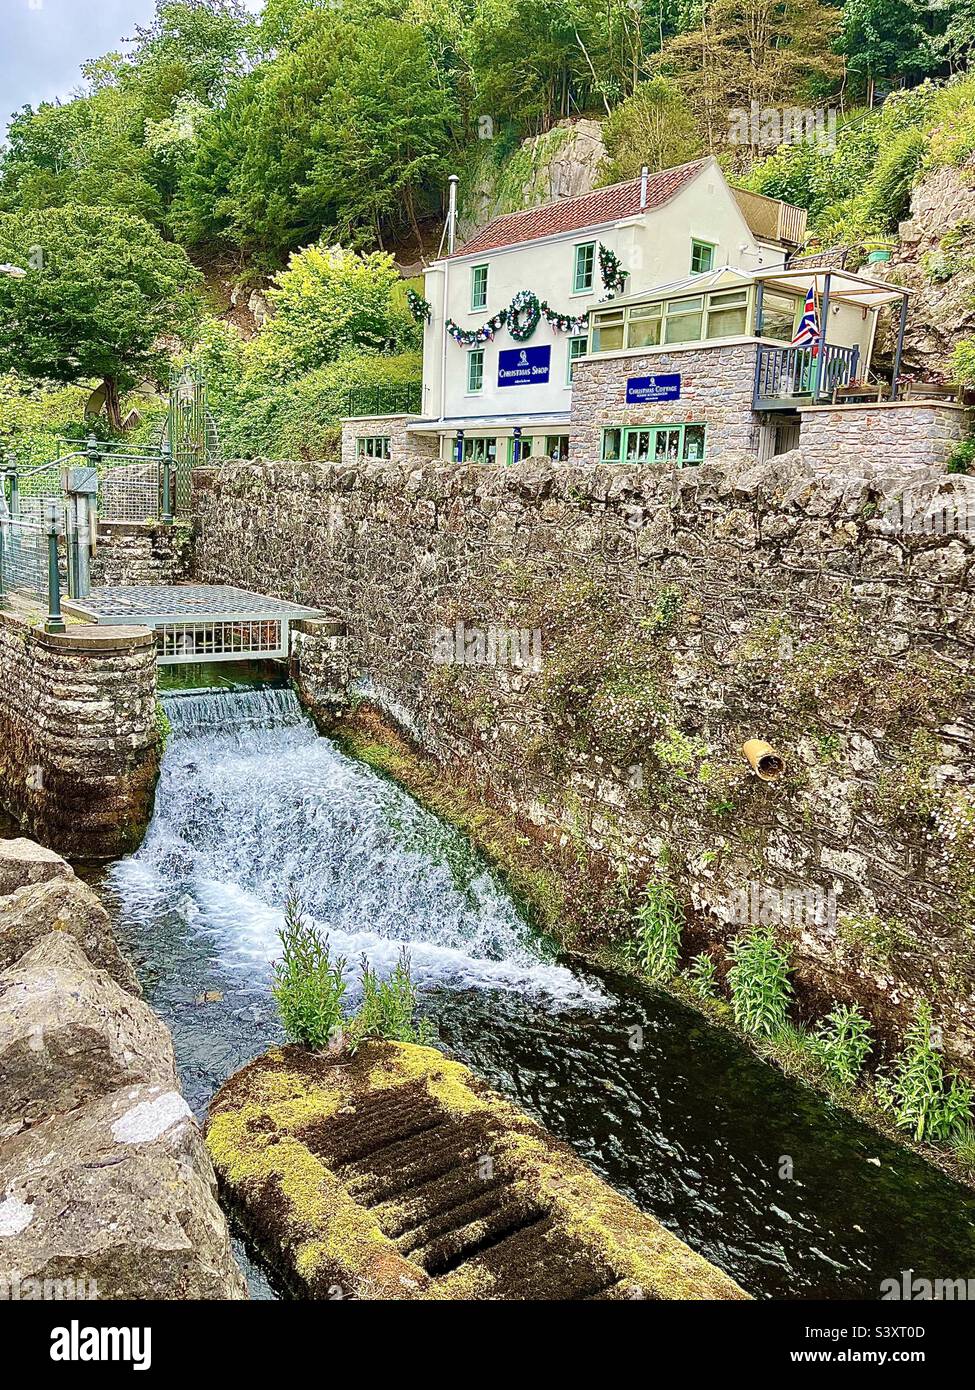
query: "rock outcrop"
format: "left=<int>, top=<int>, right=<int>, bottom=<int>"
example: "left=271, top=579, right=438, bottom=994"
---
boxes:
left=882, top=164, right=975, bottom=375
left=0, top=839, right=247, bottom=1300
left=458, top=118, right=606, bottom=242
left=208, top=1041, right=748, bottom=1301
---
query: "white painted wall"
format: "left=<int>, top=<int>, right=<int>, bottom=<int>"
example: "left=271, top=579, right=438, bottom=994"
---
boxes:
left=420, top=157, right=788, bottom=424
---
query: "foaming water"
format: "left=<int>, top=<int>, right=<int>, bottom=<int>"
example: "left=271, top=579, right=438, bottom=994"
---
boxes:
left=117, top=688, right=599, bottom=1005
left=100, top=685, right=975, bottom=1301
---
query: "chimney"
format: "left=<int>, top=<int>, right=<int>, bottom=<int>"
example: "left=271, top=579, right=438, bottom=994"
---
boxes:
left=447, top=174, right=459, bottom=255
left=640, top=165, right=649, bottom=211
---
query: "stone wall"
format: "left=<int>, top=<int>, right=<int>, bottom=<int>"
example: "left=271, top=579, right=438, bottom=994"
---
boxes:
left=0, top=838, right=246, bottom=1299
left=0, top=613, right=159, bottom=859
left=192, top=453, right=975, bottom=1076
left=91, top=521, right=194, bottom=588
left=340, top=414, right=440, bottom=467
left=799, top=402, right=968, bottom=475
left=569, top=343, right=762, bottom=465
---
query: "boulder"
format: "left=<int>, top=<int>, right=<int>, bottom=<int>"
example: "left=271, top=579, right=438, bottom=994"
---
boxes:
left=0, top=877, right=140, bottom=994
left=0, top=1083, right=248, bottom=1300
left=0, top=839, right=73, bottom=898
left=0, top=933, right=175, bottom=1135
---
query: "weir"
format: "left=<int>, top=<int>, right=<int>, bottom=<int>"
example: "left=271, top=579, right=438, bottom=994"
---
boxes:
left=97, top=684, right=975, bottom=1301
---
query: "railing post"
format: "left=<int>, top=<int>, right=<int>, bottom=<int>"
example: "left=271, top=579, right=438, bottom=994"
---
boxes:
left=45, top=500, right=65, bottom=635
left=161, top=440, right=174, bottom=524
left=5, top=452, right=19, bottom=521
left=0, top=518, right=5, bottom=601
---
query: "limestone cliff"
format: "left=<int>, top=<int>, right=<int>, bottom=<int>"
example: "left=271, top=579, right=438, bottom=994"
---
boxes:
left=884, top=164, right=975, bottom=375
left=457, top=118, right=606, bottom=243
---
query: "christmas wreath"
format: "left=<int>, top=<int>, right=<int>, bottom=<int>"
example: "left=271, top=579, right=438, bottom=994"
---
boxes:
left=507, top=289, right=542, bottom=342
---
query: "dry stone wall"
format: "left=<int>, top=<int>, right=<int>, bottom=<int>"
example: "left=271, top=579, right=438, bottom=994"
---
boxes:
left=192, top=453, right=975, bottom=1076
left=91, top=520, right=194, bottom=587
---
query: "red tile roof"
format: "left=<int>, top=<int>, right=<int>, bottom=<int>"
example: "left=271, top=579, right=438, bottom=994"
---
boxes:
left=452, top=160, right=710, bottom=259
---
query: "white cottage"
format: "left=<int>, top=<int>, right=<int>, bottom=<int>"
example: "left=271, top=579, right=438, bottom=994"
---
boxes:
left=342, top=157, right=806, bottom=465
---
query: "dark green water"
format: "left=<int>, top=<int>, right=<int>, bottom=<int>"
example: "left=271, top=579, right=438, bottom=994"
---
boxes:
left=92, top=686, right=975, bottom=1302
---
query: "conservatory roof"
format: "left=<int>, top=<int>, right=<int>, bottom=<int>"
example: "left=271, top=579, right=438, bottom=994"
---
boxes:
left=596, top=265, right=909, bottom=312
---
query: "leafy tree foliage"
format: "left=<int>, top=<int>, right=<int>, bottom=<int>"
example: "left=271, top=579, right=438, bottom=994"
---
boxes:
left=0, top=206, right=202, bottom=428
left=599, top=78, right=702, bottom=183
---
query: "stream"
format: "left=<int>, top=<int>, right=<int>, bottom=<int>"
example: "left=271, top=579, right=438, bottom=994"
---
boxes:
left=92, top=681, right=975, bottom=1301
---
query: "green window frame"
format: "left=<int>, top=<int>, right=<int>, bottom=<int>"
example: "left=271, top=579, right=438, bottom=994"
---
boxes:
left=566, top=335, right=587, bottom=384
left=356, top=435, right=391, bottom=460
left=467, top=347, right=484, bottom=394
left=471, top=263, right=489, bottom=311
left=508, top=435, right=534, bottom=464
left=690, top=239, right=715, bottom=275
left=601, top=424, right=706, bottom=467
left=460, top=435, right=497, bottom=463
left=573, top=242, right=596, bottom=293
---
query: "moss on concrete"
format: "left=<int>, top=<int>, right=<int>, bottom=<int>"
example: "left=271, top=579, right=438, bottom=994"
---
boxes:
left=207, top=1041, right=748, bottom=1301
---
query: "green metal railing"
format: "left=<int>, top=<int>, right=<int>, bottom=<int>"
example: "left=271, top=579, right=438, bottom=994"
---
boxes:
left=342, top=384, right=422, bottom=418
left=0, top=503, right=65, bottom=634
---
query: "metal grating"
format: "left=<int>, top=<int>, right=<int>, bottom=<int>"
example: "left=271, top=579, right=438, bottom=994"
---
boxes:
left=66, top=584, right=324, bottom=665
left=99, top=463, right=161, bottom=523
left=0, top=516, right=49, bottom=602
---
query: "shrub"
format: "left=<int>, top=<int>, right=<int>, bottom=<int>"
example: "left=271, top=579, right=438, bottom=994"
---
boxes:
left=347, top=947, right=434, bottom=1053
left=876, top=1003, right=974, bottom=1142
left=272, top=897, right=348, bottom=1049
left=599, top=79, right=702, bottom=185
left=626, top=880, right=683, bottom=983
left=808, top=1004, right=873, bottom=1087
left=727, top=925, right=793, bottom=1037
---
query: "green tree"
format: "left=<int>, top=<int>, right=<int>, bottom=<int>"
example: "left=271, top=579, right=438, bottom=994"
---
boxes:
left=838, top=0, right=937, bottom=100
left=252, top=243, right=418, bottom=379
left=0, top=206, right=202, bottom=429
left=599, top=77, right=703, bottom=183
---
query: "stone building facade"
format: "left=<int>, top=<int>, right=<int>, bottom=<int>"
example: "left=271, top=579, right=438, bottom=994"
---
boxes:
left=340, top=414, right=440, bottom=468
left=192, top=454, right=975, bottom=1078
left=568, top=342, right=763, bottom=466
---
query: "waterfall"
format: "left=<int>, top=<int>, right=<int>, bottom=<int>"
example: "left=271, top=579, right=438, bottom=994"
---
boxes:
left=114, top=686, right=602, bottom=1005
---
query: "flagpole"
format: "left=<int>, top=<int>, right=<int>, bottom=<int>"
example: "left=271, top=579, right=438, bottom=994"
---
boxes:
left=815, top=273, right=831, bottom=403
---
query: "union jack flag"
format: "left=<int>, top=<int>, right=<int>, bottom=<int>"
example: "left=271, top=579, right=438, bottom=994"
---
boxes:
left=791, top=286, right=820, bottom=347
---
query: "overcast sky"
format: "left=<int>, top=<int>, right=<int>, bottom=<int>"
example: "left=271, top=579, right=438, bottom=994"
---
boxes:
left=0, top=0, right=263, bottom=137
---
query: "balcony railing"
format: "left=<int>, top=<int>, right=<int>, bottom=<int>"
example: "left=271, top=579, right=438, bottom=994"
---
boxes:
left=754, top=343, right=860, bottom=410
left=342, top=384, right=422, bottom=418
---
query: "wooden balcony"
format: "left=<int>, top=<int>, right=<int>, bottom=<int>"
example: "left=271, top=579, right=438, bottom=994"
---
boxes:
left=753, top=343, right=861, bottom=410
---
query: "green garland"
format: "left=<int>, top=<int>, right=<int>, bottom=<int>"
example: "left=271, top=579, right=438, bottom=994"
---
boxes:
left=406, top=288, right=432, bottom=324
left=599, top=243, right=627, bottom=296
left=446, top=288, right=588, bottom=347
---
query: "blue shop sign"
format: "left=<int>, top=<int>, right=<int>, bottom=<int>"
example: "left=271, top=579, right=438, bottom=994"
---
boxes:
left=626, top=373, right=681, bottom=404
left=498, top=345, right=551, bottom=387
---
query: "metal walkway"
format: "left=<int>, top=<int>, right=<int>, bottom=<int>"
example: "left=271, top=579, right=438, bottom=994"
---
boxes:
left=66, top=584, right=323, bottom=664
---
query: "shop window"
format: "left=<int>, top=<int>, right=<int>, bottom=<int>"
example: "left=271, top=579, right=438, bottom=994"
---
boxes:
left=545, top=435, right=570, bottom=461
left=616, top=424, right=706, bottom=468
left=356, top=435, right=391, bottom=460
left=508, top=435, right=534, bottom=464
left=459, top=436, right=497, bottom=463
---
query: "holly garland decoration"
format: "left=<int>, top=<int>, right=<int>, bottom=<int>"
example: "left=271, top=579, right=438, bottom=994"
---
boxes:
left=445, top=288, right=588, bottom=347
left=599, top=242, right=627, bottom=296
left=406, top=288, right=432, bottom=324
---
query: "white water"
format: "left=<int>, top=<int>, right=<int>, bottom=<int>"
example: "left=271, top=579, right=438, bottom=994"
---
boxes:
left=111, top=688, right=601, bottom=1007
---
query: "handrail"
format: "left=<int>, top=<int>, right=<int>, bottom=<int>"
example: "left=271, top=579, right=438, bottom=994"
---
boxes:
left=754, top=342, right=860, bottom=409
